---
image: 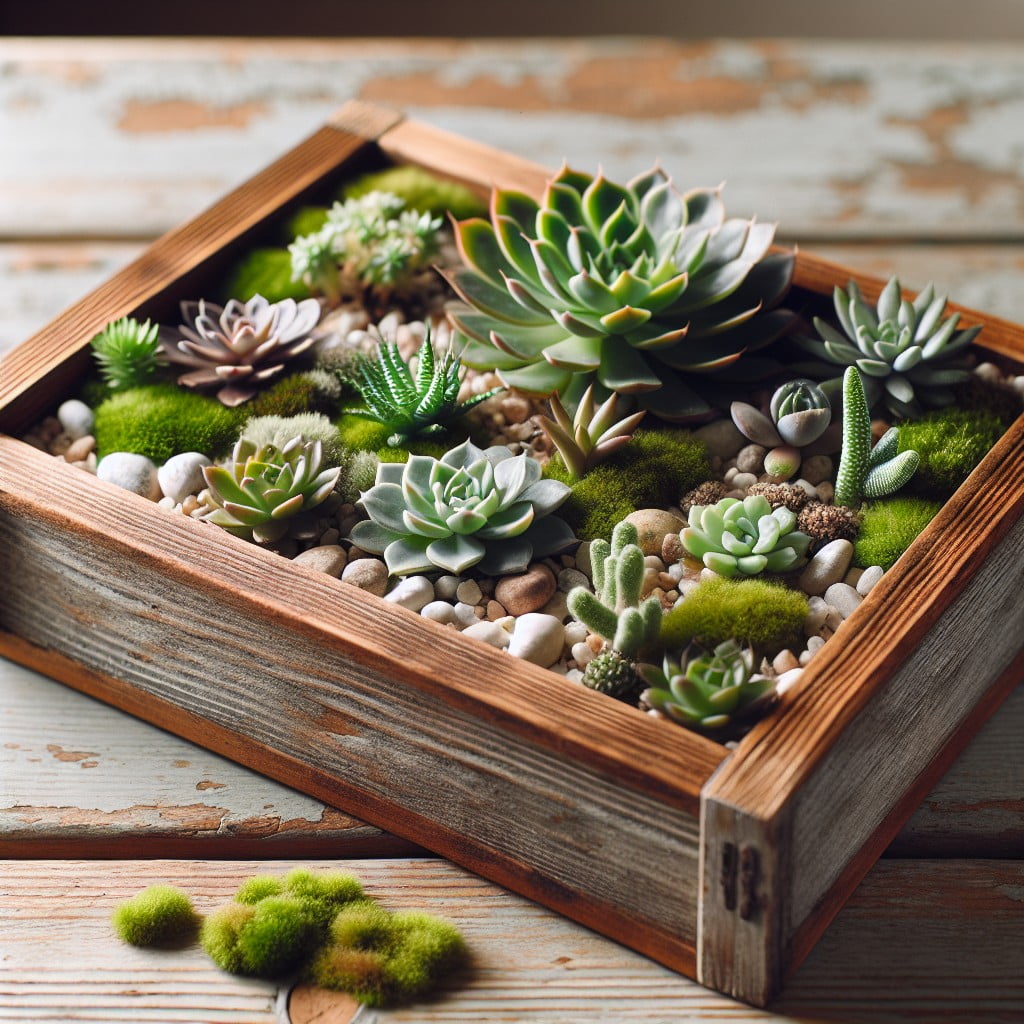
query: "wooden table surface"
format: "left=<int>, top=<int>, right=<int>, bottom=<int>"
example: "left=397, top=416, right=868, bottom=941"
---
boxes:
left=1, top=37, right=1022, bottom=1022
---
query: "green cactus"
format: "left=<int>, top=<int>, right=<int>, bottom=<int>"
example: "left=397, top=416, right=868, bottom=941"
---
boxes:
left=834, top=366, right=920, bottom=508
left=637, top=639, right=776, bottom=733
left=90, top=316, right=164, bottom=392
left=682, top=494, right=811, bottom=577
left=567, top=521, right=662, bottom=664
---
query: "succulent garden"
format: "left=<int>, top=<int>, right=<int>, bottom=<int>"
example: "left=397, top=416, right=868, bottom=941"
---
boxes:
left=25, top=160, right=1023, bottom=743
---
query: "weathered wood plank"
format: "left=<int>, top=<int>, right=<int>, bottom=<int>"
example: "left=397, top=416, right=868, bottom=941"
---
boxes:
left=4, top=39, right=1024, bottom=240
left=1, top=858, right=1021, bottom=1022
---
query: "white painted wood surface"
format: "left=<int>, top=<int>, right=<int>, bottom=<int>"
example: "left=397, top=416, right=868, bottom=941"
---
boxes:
left=1, top=37, right=1022, bottom=1019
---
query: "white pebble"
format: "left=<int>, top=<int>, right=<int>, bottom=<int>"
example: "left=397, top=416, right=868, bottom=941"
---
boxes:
left=157, top=496, right=176, bottom=510
left=773, top=649, right=800, bottom=674
left=420, top=601, right=457, bottom=625
left=857, top=565, right=885, bottom=595
left=56, top=399, right=94, bottom=440
left=804, top=596, right=830, bottom=636
left=455, top=579, right=483, bottom=605
left=157, top=451, right=211, bottom=504
left=385, top=575, right=435, bottom=611
left=462, top=619, right=512, bottom=649
left=571, top=641, right=595, bottom=667
left=96, top=452, right=160, bottom=500
left=666, top=562, right=684, bottom=582
left=792, top=478, right=818, bottom=496
left=824, top=582, right=863, bottom=619
left=775, top=667, right=805, bottom=695
left=453, top=602, right=480, bottom=628
left=507, top=613, right=565, bottom=667
left=564, top=621, right=589, bottom=646
left=732, top=471, right=758, bottom=491
left=798, top=539, right=854, bottom=597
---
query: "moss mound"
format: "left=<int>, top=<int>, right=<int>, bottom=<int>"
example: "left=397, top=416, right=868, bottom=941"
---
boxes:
left=660, top=577, right=808, bottom=657
left=111, top=885, right=199, bottom=947
left=546, top=427, right=710, bottom=540
left=94, top=385, right=243, bottom=462
left=310, top=904, right=467, bottom=1007
left=336, top=413, right=464, bottom=461
left=342, top=165, right=485, bottom=220
left=222, top=247, right=311, bottom=304
left=853, top=497, right=942, bottom=570
left=285, top=205, right=331, bottom=241
left=245, top=371, right=340, bottom=419
left=897, top=408, right=1006, bottom=499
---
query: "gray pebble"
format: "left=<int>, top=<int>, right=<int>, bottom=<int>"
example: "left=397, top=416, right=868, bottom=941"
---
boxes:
left=736, top=443, right=766, bottom=475
left=804, top=595, right=830, bottom=636
left=433, top=575, right=461, bottom=601
left=341, top=558, right=388, bottom=596
left=824, top=582, right=863, bottom=619
left=557, top=567, right=590, bottom=593
left=158, top=451, right=212, bottom=504
left=574, top=542, right=593, bottom=579
left=732, top=471, right=758, bottom=491
left=56, top=399, right=94, bottom=440
left=540, top=590, right=570, bottom=622
left=293, top=544, right=347, bottom=577
left=455, top=579, right=483, bottom=605
left=385, top=574, right=435, bottom=610
left=507, top=613, right=565, bottom=667
left=798, top=539, right=854, bottom=596
left=693, top=418, right=746, bottom=459
left=96, top=451, right=160, bottom=500
left=857, top=565, right=885, bottom=596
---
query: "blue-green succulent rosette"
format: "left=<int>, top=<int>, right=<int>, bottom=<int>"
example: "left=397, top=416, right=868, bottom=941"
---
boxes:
left=349, top=439, right=576, bottom=576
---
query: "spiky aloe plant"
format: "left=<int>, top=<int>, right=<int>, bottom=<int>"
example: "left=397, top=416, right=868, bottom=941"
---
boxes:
left=537, top=385, right=645, bottom=480
left=834, top=366, right=920, bottom=508
left=567, top=521, right=662, bottom=697
left=349, top=439, right=574, bottom=576
left=682, top=494, right=811, bottom=578
left=793, top=277, right=978, bottom=418
left=198, top=436, right=340, bottom=544
left=345, top=329, right=502, bottom=445
left=91, top=316, right=163, bottom=391
left=445, top=165, right=796, bottom=420
left=637, top=640, right=776, bottom=733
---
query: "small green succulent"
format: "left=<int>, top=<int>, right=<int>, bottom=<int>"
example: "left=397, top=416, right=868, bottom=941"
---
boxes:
left=637, top=640, right=776, bottom=733
left=90, top=316, right=163, bottom=391
left=349, top=438, right=574, bottom=576
left=567, top=521, right=662, bottom=698
left=731, top=377, right=834, bottom=450
left=446, top=164, right=796, bottom=420
left=794, top=277, right=978, bottom=418
left=834, top=367, right=919, bottom=508
left=289, top=191, right=442, bottom=303
left=537, top=384, right=645, bottom=481
left=682, top=494, right=811, bottom=577
left=345, top=329, right=502, bottom=445
left=199, top=436, right=341, bottom=544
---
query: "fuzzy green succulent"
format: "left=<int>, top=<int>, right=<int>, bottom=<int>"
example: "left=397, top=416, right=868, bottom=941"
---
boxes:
left=349, top=438, right=574, bottom=576
left=638, top=640, right=775, bottom=733
left=90, top=316, right=164, bottom=392
left=834, top=367, right=919, bottom=509
left=446, top=164, right=796, bottom=420
left=345, top=328, right=502, bottom=445
left=537, top=384, right=645, bottom=481
left=682, top=494, right=811, bottom=577
left=794, top=277, right=978, bottom=418
left=198, top=436, right=341, bottom=544
left=568, top=522, right=662, bottom=699
left=289, top=191, right=442, bottom=303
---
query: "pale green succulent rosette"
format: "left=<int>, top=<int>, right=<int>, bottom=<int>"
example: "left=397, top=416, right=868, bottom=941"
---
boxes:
left=793, top=277, right=978, bottom=418
left=350, top=439, right=575, bottom=576
left=682, top=494, right=811, bottom=577
left=200, top=437, right=341, bottom=544
left=444, top=165, right=796, bottom=421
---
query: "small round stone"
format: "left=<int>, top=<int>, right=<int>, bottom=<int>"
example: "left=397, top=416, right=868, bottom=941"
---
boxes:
left=804, top=596, right=830, bottom=636
left=736, top=444, right=766, bottom=475
left=420, top=601, right=457, bottom=625
left=341, top=558, right=388, bottom=596
left=693, top=419, right=746, bottom=459
left=500, top=394, right=532, bottom=424
left=571, top=641, right=595, bottom=668
left=801, top=455, right=834, bottom=487
left=624, top=509, right=685, bottom=556
left=557, top=567, right=589, bottom=593
left=507, top=613, right=565, bottom=667
left=824, top=582, right=863, bottom=619
left=775, top=667, right=805, bottom=695
left=461, top=619, right=511, bottom=649
left=384, top=574, right=435, bottom=610
left=564, top=621, right=589, bottom=646
left=540, top=590, right=570, bottom=622
left=494, top=563, right=557, bottom=616
left=433, top=575, right=461, bottom=601
left=773, top=649, right=800, bottom=674
left=293, top=544, right=347, bottom=577
left=486, top=599, right=506, bottom=620
left=661, top=532, right=684, bottom=565
left=815, top=481, right=835, bottom=504
left=453, top=602, right=480, bottom=627
left=732, top=472, right=758, bottom=491
left=798, top=539, right=854, bottom=597
left=97, top=452, right=160, bottom=500
left=857, top=565, right=885, bottom=596
left=157, top=451, right=212, bottom=504
left=56, top=399, right=94, bottom=440
left=64, top=435, right=96, bottom=462
left=455, top=579, right=483, bottom=605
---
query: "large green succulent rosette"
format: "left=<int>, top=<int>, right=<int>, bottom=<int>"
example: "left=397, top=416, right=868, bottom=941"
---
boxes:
left=444, top=164, right=796, bottom=420
left=349, top=439, right=575, bottom=576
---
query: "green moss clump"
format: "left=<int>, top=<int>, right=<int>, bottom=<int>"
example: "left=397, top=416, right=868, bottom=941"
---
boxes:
left=336, top=413, right=461, bottom=460
left=897, top=408, right=1006, bottom=499
left=342, top=165, right=485, bottom=220
left=853, top=497, right=942, bottom=570
left=222, top=248, right=311, bottom=304
left=235, top=875, right=284, bottom=905
left=94, top=385, right=243, bottom=462
left=660, top=577, right=808, bottom=657
left=112, top=885, right=199, bottom=947
left=310, top=904, right=467, bottom=1007
left=951, top=374, right=1022, bottom=426
left=285, top=205, right=331, bottom=241
left=201, top=897, right=316, bottom=977
left=77, top=374, right=113, bottom=409
left=281, top=868, right=366, bottom=930
left=545, top=427, right=710, bottom=540
left=246, top=372, right=341, bottom=419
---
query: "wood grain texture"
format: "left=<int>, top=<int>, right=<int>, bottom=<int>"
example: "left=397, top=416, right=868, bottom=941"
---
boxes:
left=6, top=39, right=1024, bottom=242
left=1, top=858, right=1021, bottom=1023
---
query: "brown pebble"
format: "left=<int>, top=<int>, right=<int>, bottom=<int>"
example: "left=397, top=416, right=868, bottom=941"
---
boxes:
left=661, top=532, right=685, bottom=565
left=486, top=599, right=506, bottom=621
left=494, top=562, right=557, bottom=616
left=181, top=495, right=201, bottom=516
left=586, top=633, right=605, bottom=654
left=657, top=571, right=676, bottom=589
left=63, top=435, right=96, bottom=462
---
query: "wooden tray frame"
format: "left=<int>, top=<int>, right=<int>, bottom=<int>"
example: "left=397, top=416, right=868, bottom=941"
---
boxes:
left=2, top=101, right=1022, bottom=1006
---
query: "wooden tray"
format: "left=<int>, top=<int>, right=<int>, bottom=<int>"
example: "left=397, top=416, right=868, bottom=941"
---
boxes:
left=1, top=100, right=1022, bottom=1006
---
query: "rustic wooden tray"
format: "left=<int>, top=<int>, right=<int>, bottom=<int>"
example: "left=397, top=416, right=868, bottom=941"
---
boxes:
left=2, top=100, right=1022, bottom=1006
